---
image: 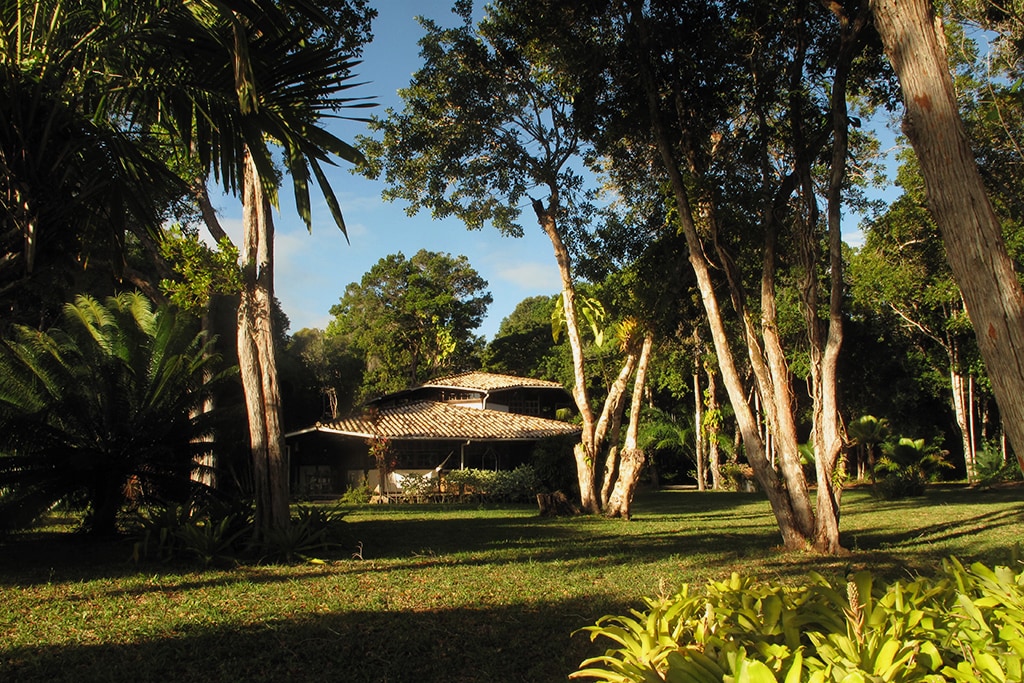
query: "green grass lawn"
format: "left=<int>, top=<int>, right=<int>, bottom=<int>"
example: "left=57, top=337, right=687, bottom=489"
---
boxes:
left=1, top=485, right=1021, bottom=682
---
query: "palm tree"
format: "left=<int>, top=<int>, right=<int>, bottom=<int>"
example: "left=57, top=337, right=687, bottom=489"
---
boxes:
left=848, top=415, right=890, bottom=482
left=0, top=293, right=231, bottom=535
left=3, top=0, right=375, bottom=537
left=148, top=2, right=374, bottom=538
left=1, top=0, right=184, bottom=321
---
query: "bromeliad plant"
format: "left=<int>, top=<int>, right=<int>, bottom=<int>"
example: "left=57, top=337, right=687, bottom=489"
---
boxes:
left=573, top=556, right=1024, bottom=682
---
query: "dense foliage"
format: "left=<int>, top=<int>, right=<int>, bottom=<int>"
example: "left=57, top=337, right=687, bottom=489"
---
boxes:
left=326, top=249, right=491, bottom=398
left=0, top=293, right=231, bottom=535
left=575, top=557, right=1024, bottom=682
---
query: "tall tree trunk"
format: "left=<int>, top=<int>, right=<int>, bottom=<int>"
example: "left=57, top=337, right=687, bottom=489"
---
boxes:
left=596, top=351, right=639, bottom=507
left=239, top=152, right=290, bottom=539
left=872, top=0, right=1024, bottom=475
left=629, top=5, right=809, bottom=550
left=705, top=362, right=723, bottom=490
left=802, top=0, right=867, bottom=554
left=533, top=196, right=599, bottom=512
left=693, top=360, right=705, bottom=492
left=606, top=331, right=655, bottom=519
left=950, top=351, right=975, bottom=480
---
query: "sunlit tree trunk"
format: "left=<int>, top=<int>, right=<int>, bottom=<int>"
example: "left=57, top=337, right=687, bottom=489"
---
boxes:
left=606, top=331, right=655, bottom=519
left=693, top=360, right=706, bottom=491
left=705, top=362, right=723, bottom=490
left=631, top=8, right=808, bottom=549
left=534, top=196, right=636, bottom=513
left=950, top=349, right=975, bottom=480
left=596, top=352, right=639, bottom=507
left=239, top=151, right=290, bottom=539
left=872, top=0, right=1024, bottom=475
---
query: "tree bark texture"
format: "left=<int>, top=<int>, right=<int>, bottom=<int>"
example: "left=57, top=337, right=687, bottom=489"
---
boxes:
left=606, top=331, right=655, bottom=519
left=532, top=198, right=598, bottom=511
left=533, top=197, right=643, bottom=513
left=629, top=6, right=808, bottom=550
left=239, top=152, right=290, bottom=538
left=872, top=0, right=1024, bottom=474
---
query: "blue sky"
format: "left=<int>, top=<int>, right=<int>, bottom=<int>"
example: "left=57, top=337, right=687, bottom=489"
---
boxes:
left=207, top=1, right=897, bottom=342
left=208, top=1, right=561, bottom=341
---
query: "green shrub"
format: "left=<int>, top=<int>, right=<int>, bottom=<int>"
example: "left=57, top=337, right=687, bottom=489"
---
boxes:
left=399, top=472, right=439, bottom=501
left=130, top=500, right=252, bottom=566
left=976, top=446, right=1023, bottom=486
left=573, top=557, right=1024, bottom=682
left=873, top=437, right=952, bottom=500
left=340, top=483, right=371, bottom=505
left=442, top=466, right=541, bottom=502
left=259, top=504, right=347, bottom=564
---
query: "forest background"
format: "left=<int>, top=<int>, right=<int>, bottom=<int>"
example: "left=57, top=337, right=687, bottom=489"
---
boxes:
left=2, top=0, right=1024, bottom=551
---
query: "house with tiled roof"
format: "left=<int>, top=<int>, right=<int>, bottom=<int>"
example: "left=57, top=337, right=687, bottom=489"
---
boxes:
left=284, top=372, right=578, bottom=496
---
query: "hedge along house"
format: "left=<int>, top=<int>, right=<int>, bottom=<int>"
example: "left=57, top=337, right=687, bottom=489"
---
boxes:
left=284, top=372, right=580, bottom=496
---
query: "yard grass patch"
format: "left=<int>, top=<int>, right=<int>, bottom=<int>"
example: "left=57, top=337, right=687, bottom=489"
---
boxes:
left=1, top=485, right=1021, bottom=682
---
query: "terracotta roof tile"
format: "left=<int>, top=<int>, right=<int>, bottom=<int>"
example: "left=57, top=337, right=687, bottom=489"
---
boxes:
left=313, top=400, right=580, bottom=441
left=422, top=371, right=565, bottom=392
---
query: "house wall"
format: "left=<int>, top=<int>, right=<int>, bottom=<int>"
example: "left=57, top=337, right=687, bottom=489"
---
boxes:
left=287, top=432, right=540, bottom=496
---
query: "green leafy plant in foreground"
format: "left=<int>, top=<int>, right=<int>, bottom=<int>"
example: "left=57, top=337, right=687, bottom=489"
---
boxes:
left=259, top=504, right=347, bottom=564
left=573, top=556, right=1024, bottom=682
left=130, top=501, right=252, bottom=566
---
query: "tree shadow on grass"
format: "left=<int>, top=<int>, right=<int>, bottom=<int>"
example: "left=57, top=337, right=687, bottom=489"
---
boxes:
left=1, top=596, right=626, bottom=683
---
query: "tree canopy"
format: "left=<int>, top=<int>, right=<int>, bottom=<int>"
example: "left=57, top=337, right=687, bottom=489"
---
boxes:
left=327, top=249, right=491, bottom=398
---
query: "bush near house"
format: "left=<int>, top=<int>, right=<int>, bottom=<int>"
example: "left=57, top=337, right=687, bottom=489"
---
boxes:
left=574, top=556, right=1024, bottom=682
left=442, top=465, right=542, bottom=502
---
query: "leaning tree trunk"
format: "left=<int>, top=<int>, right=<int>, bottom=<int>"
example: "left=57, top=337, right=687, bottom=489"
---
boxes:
left=533, top=196, right=638, bottom=513
left=606, top=331, right=655, bottom=519
left=239, top=152, right=290, bottom=539
left=599, top=352, right=639, bottom=508
left=629, top=5, right=809, bottom=550
left=532, top=197, right=599, bottom=512
left=872, top=0, right=1024, bottom=475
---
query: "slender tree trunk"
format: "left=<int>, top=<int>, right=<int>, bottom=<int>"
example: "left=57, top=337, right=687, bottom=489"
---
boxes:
left=606, top=331, right=655, bottom=519
left=533, top=196, right=598, bottom=512
left=629, top=5, right=808, bottom=550
left=872, top=0, right=1024, bottom=476
left=804, top=0, right=868, bottom=555
left=950, top=358, right=974, bottom=480
left=705, top=363, right=723, bottom=490
left=239, top=151, right=290, bottom=539
left=968, top=374, right=977, bottom=472
left=596, top=352, right=639, bottom=504
left=693, top=361, right=705, bottom=491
